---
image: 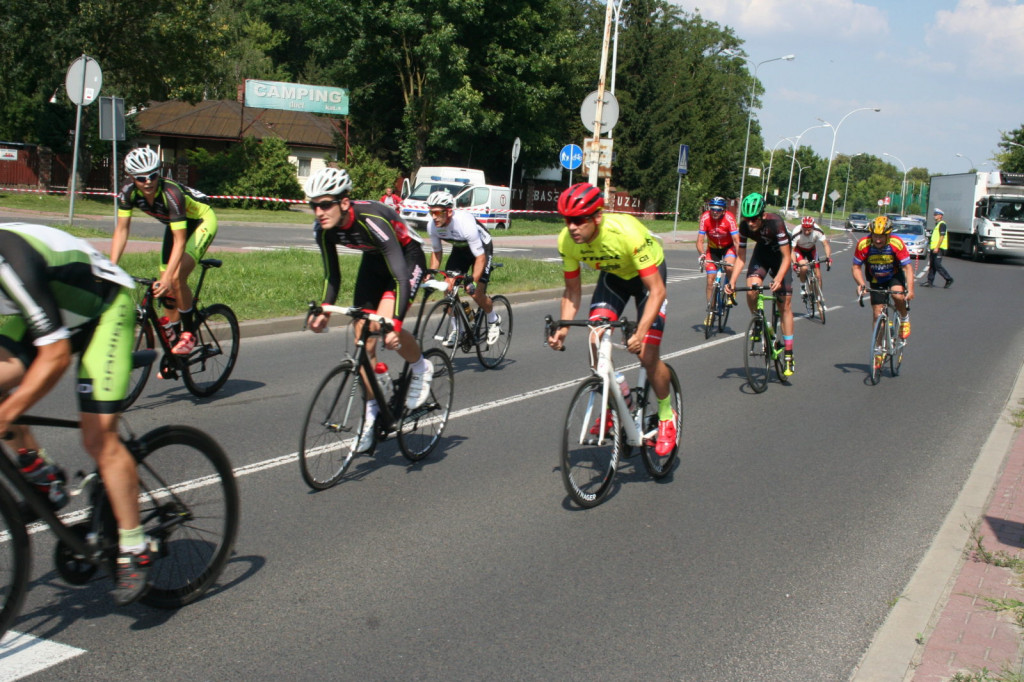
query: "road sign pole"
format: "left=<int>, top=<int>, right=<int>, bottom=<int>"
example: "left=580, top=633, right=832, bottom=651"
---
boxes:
left=673, top=173, right=682, bottom=235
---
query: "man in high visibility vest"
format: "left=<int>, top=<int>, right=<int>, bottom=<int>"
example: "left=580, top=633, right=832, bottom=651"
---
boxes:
left=923, top=208, right=953, bottom=288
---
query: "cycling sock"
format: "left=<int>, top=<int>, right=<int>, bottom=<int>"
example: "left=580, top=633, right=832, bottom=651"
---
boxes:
left=412, top=356, right=431, bottom=374
left=657, top=396, right=673, bottom=421
left=178, top=307, right=195, bottom=333
left=365, top=399, right=380, bottom=421
left=488, top=311, right=498, bottom=323
left=783, top=335, right=794, bottom=351
left=119, top=525, right=146, bottom=554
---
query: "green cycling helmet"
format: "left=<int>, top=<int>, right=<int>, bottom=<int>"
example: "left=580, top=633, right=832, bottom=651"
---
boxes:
left=740, top=192, right=765, bottom=218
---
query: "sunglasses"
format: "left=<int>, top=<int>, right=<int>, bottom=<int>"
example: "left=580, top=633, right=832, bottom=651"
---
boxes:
left=565, top=215, right=594, bottom=226
left=429, top=209, right=448, bottom=217
left=134, top=171, right=160, bottom=183
left=308, top=199, right=341, bottom=211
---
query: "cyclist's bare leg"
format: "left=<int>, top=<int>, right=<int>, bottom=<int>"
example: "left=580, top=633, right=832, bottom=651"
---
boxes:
left=470, top=282, right=493, bottom=316
left=746, top=275, right=763, bottom=313
left=891, top=285, right=908, bottom=317
left=778, top=293, right=795, bottom=337
left=0, top=353, right=41, bottom=452
left=80, top=412, right=140, bottom=530
left=639, top=344, right=670, bottom=402
left=704, top=271, right=715, bottom=305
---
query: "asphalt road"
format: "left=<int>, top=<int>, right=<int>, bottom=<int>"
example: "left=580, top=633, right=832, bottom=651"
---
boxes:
left=2, top=236, right=1023, bottom=680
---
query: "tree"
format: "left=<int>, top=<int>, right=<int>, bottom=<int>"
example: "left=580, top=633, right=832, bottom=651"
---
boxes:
left=997, top=126, right=1024, bottom=173
left=187, top=137, right=303, bottom=210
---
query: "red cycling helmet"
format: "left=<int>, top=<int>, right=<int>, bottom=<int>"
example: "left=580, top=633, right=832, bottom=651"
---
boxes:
left=558, top=182, right=605, bottom=217
left=801, top=216, right=815, bottom=228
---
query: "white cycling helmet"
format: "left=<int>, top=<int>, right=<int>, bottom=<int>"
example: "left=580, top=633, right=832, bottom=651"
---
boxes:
left=304, top=167, right=352, bottom=197
left=426, top=190, right=455, bottom=208
left=124, top=148, right=161, bottom=175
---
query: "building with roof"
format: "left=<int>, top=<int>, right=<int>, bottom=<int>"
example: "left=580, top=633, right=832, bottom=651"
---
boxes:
left=131, top=99, right=345, bottom=185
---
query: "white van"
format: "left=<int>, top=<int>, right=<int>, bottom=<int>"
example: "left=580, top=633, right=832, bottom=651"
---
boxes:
left=400, top=166, right=510, bottom=231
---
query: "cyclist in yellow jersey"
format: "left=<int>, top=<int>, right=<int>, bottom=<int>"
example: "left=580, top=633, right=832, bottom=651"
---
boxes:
left=546, top=182, right=677, bottom=456
left=111, top=148, right=218, bottom=357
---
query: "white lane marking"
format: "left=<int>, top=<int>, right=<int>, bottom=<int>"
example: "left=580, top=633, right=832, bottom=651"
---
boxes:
left=0, top=630, right=86, bottom=680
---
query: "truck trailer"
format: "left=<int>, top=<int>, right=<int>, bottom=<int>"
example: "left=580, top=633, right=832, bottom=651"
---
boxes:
left=927, top=171, right=1024, bottom=260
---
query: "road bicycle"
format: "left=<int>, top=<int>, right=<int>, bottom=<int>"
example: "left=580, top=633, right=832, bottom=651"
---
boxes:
left=545, top=315, right=683, bottom=508
left=125, top=258, right=240, bottom=407
left=417, top=267, right=513, bottom=369
left=860, top=287, right=910, bottom=385
left=700, top=258, right=732, bottom=339
left=734, top=284, right=788, bottom=393
left=298, top=285, right=454, bottom=490
left=0, top=410, right=240, bottom=640
left=796, top=257, right=830, bottom=324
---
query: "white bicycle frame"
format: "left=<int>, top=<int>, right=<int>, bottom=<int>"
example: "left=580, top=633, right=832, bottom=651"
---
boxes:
left=580, top=323, right=653, bottom=449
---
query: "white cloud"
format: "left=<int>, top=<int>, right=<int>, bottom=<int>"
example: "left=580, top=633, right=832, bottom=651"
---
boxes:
left=927, top=0, right=1024, bottom=75
left=672, top=0, right=888, bottom=38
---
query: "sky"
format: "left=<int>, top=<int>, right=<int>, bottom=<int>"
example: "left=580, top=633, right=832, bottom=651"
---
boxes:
left=668, top=0, right=1024, bottom=182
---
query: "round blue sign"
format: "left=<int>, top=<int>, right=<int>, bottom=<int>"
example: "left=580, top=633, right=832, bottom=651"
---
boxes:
left=560, top=144, right=584, bottom=171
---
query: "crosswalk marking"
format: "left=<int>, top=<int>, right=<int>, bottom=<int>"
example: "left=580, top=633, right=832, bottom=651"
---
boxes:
left=0, top=630, right=86, bottom=681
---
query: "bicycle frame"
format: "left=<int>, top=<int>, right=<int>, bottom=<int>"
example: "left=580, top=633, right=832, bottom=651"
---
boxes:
left=135, top=258, right=220, bottom=356
left=428, top=267, right=501, bottom=345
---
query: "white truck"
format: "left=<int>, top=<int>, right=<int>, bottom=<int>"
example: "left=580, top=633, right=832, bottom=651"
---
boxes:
left=400, top=166, right=511, bottom=232
left=927, top=171, right=1024, bottom=260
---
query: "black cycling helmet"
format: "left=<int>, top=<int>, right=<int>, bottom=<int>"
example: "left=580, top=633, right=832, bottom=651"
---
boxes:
left=557, top=182, right=604, bottom=217
left=740, top=192, right=765, bottom=218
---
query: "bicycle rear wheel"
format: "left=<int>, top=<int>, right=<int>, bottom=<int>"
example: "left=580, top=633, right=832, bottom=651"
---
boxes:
left=561, top=376, right=621, bottom=508
left=640, top=365, right=683, bottom=479
left=100, top=425, right=239, bottom=609
left=0, top=484, right=29, bottom=641
left=869, top=314, right=888, bottom=385
left=476, top=295, right=513, bottom=369
left=703, top=298, right=715, bottom=339
left=124, top=312, right=156, bottom=409
left=299, top=361, right=367, bottom=490
left=398, top=349, right=454, bottom=462
left=182, top=303, right=239, bottom=398
left=743, top=317, right=769, bottom=393
left=418, top=299, right=458, bottom=362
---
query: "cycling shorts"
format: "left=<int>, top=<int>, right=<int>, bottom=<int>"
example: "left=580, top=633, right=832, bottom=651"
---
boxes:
left=704, top=246, right=737, bottom=273
left=445, top=241, right=494, bottom=285
left=588, top=262, right=668, bottom=346
left=746, top=246, right=793, bottom=295
left=160, top=215, right=218, bottom=271
left=868, top=269, right=907, bottom=306
left=0, top=288, right=135, bottom=414
left=352, top=241, right=426, bottom=320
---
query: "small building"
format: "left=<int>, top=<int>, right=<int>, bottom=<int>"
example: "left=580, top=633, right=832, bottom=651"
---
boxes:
left=131, top=99, right=344, bottom=185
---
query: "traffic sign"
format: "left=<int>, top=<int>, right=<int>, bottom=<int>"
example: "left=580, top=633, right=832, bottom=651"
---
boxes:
left=64, top=55, right=102, bottom=106
left=580, top=91, right=619, bottom=134
left=677, top=145, right=689, bottom=175
left=511, top=137, right=521, bottom=164
left=560, top=144, right=584, bottom=170
left=883, top=196, right=891, bottom=205
left=829, top=190, right=841, bottom=202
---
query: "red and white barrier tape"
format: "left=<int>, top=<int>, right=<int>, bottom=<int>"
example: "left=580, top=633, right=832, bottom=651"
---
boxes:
left=0, top=186, right=677, bottom=216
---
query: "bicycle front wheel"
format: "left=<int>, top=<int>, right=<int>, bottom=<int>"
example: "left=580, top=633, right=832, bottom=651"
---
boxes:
left=418, top=299, right=458, bottom=362
left=640, top=365, right=683, bottom=479
left=561, top=376, right=621, bottom=508
left=743, top=317, right=769, bottom=393
left=0, top=484, right=30, bottom=641
left=476, top=295, right=513, bottom=369
left=398, top=349, right=454, bottom=462
left=814, top=278, right=826, bottom=324
left=889, top=316, right=904, bottom=376
left=717, top=288, right=730, bottom=333
left=182, top=303, right=240, bottom=398
left=703, top=299, right=715, bottom=339
left=108, top=425, right=240, bottom=609
left=299, top=362, right=367, bottom=489
left=124, top=312, right=156, bottom=409
left=869, top=314, right=888, bottom=385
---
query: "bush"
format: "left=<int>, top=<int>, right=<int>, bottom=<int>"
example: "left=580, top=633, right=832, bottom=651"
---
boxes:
left=344, top=145, right=401, bottom=200
left=187, top=137, right=304, bottom=210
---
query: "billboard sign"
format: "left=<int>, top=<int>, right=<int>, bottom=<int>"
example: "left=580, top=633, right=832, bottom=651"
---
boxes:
left=244, top=79, right=349, bottom=115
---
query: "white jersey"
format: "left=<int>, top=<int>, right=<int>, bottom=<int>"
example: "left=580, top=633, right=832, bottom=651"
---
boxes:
left=789, top=225, right=828, bottom=251
left=427, top=210, right=492, bottom=257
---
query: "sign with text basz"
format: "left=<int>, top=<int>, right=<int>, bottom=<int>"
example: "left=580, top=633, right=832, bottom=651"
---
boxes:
left=678, top=144, right=689, bottom=175
left=244, top=79, right=349, bottom=115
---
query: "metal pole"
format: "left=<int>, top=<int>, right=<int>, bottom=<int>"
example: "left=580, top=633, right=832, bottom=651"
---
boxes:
left=737, top=54, right=794, bottom=204
left=784, top=124, right=825, bottom=215
left=818, top=107, right=880, bottom=217
left=842, top=153, right=861, bottom=215
left=67, top=56, right=92, bottom=226
left=587, top=0, right=615, bottom=187
left=673, top=173, right=681, bottom=234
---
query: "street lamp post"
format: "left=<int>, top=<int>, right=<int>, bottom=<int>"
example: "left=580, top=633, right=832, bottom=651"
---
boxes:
left=817, top=107, right=882, bottom=217
left=882, top=152, right=908, bottom=216
left=843, top=152, right=863, bottom=215
left=785, top=123, right=828, bottom=215
left=955, top=152, right=975, bottom=171
left=794, top=159, right=807, bottom=213
left=763, top=137, right=795, bottom=199
left=736, top=53, right=795, bottom=204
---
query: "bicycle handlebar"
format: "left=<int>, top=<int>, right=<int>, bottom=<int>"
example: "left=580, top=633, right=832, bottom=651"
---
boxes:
left=543, top=314, right=635, bottom=351
left=305, top=301, right=395, bottom=333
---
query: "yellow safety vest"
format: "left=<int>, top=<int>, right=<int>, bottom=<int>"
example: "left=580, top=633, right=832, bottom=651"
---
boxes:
left=930, top=220, right=949, bottom=250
